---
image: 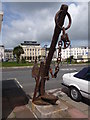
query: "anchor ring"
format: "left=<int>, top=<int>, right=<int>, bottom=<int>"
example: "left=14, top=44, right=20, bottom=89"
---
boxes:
left=55, top=10, right=71, bottom=30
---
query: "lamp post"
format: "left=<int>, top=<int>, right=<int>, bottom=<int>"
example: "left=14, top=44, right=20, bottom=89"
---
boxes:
left=0, top=12, right=3, bottom=32
left=44, top=44, right=47, bottom=59
left=70, top=44, right=71, bottom=64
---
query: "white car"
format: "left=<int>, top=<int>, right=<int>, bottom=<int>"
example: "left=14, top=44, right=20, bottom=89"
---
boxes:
left=62, top=67, right=90, bottom=102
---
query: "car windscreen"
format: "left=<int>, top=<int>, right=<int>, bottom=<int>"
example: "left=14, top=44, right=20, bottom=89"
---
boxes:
left=74, top=67, right=90, bottom=79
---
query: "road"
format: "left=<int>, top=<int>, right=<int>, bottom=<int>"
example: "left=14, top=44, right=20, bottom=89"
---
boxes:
left=2, top=64, right=87, bottom=94
left=2, top=64, right=90, bottom=117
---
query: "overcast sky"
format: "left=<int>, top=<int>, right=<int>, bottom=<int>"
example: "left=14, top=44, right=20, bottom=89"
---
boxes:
left=0, top=2, right=88, bottom=48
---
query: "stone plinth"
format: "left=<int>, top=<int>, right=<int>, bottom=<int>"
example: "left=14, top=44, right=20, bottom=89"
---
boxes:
left=30, top=100, right=70, bottom=118
left=28, top=89, right=88, bottom=118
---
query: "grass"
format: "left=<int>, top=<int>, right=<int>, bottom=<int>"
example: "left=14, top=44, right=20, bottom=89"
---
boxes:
left=1, top=62, right=34, bottom=67
left=64, top=60, right=90, bottom=65
left=0, top=61, right=90, bottom=68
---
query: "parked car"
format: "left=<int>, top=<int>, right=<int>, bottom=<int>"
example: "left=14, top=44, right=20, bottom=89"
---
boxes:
left=62, top=67, right=90, bottom=102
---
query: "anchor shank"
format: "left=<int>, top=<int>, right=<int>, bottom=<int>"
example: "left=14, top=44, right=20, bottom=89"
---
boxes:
left=40, top=5, right=69, bottom=96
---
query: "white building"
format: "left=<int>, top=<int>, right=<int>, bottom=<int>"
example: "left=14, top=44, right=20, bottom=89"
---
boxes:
left=20, top=41, right=41, bottom=62
left=0, top=45, right=4, bottom=61
left=41, top=47, right=57, bottom=61
left=4, top=49, right=13, bottom=61
left=60, top=46, right=89, bottom=62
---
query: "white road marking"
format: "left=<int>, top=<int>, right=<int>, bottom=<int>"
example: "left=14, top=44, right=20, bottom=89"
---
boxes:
left=60, top=68, right=77, bottom=71
left=15, top=78, right=23, bottom=88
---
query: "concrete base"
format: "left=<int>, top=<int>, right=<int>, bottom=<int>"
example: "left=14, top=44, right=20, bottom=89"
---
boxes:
left=29, top=88, right=87, bottom=118
left=30, top=100, right=71, bottom=118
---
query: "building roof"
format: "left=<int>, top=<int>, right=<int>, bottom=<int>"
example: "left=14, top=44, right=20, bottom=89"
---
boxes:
left=0, top=45, right=4, bottom=47
left=21, top=41, right=40, bottom=46
left=0, top=12, right=3, bottom=21
left=5, top=49, right=13, bottom=52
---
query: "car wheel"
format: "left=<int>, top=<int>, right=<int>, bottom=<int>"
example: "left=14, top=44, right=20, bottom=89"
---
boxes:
left=70, top=87, right=82, bottom=102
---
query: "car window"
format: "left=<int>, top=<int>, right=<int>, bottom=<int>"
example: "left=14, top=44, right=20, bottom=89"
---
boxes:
left=84, top=70, right=90, bottom=81
left=74, top=67, right=90, bottom=80
left=74, top=67, right=89, bottom=79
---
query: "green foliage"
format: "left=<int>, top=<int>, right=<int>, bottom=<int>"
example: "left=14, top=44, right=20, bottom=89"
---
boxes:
left=38, top=55, right=41, bottom=61
left=21, top=57, right=26, bottom=63
left=13, top=45, right=24, bottom=63
left=67, top=56, right=73, bottom=63
left=2, top=62, right=34, bottom=67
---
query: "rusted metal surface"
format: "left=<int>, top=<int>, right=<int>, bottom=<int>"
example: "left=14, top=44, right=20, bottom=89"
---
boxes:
left=32, top=4, right=72, bottom=105
left=41, top=93, right=58, bottom=105
left=60, top=27, right=70, bottom=49
left=32, top=61, right=39, bottom=78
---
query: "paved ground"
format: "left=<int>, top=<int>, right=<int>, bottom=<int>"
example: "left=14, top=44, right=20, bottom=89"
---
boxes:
left=2, top=79, right=36, bottom=119
left=30, top=88, right=89, bottom=118
left=4, top=87, right=89, bottom=119
left=60, top=88, right=90, bottom=117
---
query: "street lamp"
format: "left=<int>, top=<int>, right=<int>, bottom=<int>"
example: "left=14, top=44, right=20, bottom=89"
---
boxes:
left=0, top=12, right=3, bottom=32
left=44, top=44, right=48, bottom=59
left=70, top=44, right=71, bottom=64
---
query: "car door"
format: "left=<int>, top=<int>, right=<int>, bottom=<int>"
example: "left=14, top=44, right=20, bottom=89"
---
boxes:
left=75, top=77, right=88, bottom=98
left=84, top=72, right=90, bottom=99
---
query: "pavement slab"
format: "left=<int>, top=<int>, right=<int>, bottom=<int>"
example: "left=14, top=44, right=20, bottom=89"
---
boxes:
left=2, top=81, right=89, bottom=119
left=31, top=99, right=70, bottom=118
left=29, top=88, right=89, bottom=118
left=13, top=105, right=36, bottom=118
left=7, top=111, right=15, bottom=118
left=68, top=108, right=88, bottom=118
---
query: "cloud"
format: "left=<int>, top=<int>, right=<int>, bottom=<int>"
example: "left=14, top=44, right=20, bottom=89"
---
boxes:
left=2, top=2, right=88, bottom=48
left=68, top=3, right=88, bottom=41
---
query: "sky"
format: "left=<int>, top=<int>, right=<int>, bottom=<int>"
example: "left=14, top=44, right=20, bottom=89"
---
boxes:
left=0, top=1, right=89, bottom=48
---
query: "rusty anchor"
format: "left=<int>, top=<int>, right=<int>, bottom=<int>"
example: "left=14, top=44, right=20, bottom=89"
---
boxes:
left=32, top=4, right=72, bottom=105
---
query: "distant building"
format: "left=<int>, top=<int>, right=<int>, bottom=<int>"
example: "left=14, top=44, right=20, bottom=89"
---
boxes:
left=41, top=47, right=57, bottom=61
left=0, top=45, right=4, bottom=61
left=60, top=46, right=89, bottom=62
left=4, top=49, right=13, bottom=61
left=41, top=48, right=46, bottom=60
left=20, top=41, right=41, bottom=62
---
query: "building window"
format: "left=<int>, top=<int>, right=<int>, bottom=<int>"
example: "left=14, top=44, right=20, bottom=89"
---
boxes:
left=30, top=56, right=32, bottom=60
left=36, top=56, right=37, bottom=60
left=27, top=56, right=29, bottom=60
left=33, top=56, right=34, bottom=60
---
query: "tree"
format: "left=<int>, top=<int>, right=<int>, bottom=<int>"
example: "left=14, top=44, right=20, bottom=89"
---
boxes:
left=21, top=57, right=26, bottom=63
left=13, top=45, right=24, bottom=63
left=38, top=55, right=41, bottom=61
